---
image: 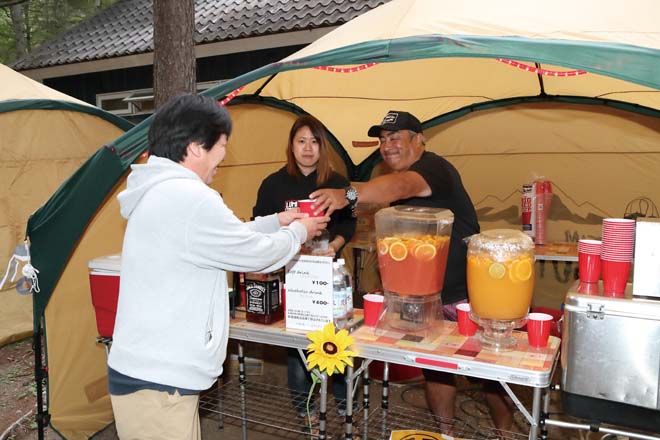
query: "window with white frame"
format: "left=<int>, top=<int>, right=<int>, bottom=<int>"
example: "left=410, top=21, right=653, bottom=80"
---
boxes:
left=96, top=81, right=224, bottom=116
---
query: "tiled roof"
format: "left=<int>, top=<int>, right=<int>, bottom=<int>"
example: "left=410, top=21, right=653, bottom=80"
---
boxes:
left=13, top=0, right=387, bottom=71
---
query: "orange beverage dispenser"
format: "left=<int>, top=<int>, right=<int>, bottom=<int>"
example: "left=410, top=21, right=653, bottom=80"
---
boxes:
left=466, top=229, right=535, bottom=351
left=375, top=206, right=453, bottom=331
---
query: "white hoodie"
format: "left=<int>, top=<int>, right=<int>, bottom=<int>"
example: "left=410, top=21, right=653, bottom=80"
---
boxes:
left=108, top=156, right=306, bottom=390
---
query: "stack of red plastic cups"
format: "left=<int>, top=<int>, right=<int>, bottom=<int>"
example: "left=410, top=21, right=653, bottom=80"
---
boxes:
left=601, top=219, right=635, bottom=297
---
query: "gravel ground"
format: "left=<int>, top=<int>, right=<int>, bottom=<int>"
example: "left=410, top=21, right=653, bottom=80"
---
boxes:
left=2, top=339, right=653, bottom=440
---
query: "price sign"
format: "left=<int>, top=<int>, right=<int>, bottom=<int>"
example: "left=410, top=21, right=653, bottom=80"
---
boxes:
left=284, top=255, right=333, bottom=331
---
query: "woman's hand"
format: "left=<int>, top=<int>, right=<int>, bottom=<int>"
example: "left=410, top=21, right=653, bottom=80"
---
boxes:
left=314, top=243, right=337, bottom=257
left=315, top=236, right=346, bottom=258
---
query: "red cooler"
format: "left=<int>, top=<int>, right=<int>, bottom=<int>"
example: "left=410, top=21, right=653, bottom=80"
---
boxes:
left=88, top=254, right=121, bottom=337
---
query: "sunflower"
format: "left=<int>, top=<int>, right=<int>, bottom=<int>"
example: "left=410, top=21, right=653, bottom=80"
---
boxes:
left=306, top=322, right=357, bottom=375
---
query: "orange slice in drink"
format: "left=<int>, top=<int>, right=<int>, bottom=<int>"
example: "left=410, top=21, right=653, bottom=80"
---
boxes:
left=511, top=258, right=533, bottom=282
left=488, top=262, right=506, bottom=279
left=388, top=241, right=408, bottom=261
left=434, top=236, right=449, bottom=248
left=377, top=237, right=398, bottom=255
left=405, top=239, right=421, bottom=253
left=377, top=239, right=388, bottom=255
left=414, top=243, right=437, bottom=262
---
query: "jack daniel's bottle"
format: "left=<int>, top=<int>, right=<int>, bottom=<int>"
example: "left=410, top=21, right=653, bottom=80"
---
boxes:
left=245, top=269, right=284, bottom=324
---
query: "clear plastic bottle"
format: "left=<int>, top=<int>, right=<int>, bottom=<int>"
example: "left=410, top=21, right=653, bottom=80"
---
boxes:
left=302, top=229, right=330, bottom=255
left=337, top=258, right=354, bottom=322
left=332, top=262, right=347, bottom=329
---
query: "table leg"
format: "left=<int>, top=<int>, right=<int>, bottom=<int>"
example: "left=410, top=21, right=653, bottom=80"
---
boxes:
left=381, top=362, right=389, bottom=409
left=353, top=247, right=362, bottom=294
left=362, top=367, right=370, bottom=439
left=238, top=343, right=248, bottom=440
left=529, top=386, right=542, bottom=440
left=318, top=371, right=328, bottom=440
left=363, top=366, right=370, bottom=411
left=238, top=342, right=246, bottom=384
left=345, top=365, right=354, bottom=439
left=541, top=387, right=551, bottom=440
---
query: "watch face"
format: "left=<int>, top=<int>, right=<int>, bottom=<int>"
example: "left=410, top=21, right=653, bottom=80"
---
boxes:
left=346, top=187, right=358, bottom=202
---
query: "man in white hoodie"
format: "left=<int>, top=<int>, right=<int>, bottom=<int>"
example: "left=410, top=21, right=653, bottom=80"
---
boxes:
left=107, top=94, right=329, bottom=440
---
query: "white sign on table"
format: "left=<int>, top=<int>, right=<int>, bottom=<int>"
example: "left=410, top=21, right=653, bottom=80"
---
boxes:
left=284, top=255, right=333, bottom=331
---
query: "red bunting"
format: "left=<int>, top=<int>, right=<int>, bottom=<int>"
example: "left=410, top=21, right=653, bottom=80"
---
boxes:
left=496, top=58, right=587, bottom=77
left=219, top=86, right=246, bottom=106
left=313, top=63, right=378, bottom=73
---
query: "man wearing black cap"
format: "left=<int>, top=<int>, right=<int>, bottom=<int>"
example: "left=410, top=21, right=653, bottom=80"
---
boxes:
left=310, top=110, right=513, bottom=430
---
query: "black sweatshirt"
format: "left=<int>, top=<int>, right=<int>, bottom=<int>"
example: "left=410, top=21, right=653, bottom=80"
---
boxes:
left=253, top=166, right=356, bottom=247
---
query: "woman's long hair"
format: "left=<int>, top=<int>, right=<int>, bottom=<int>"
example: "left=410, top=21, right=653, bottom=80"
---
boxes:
left=286, top=115, right=332, bottom=186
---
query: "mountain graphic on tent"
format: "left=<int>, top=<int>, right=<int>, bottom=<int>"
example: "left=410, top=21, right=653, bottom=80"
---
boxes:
left=20, top=0, right=660, bottom=438
left=475, top=185, right=615, bottom=225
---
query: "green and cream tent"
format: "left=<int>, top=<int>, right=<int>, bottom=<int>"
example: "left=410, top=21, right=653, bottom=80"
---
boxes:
left=27, top=0, right=659, bottom=438
left=0, top=63, right=131, bottom=347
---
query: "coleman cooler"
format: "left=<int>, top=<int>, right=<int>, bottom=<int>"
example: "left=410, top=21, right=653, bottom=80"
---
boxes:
left=88, top=254, right=121, bottom=338
left=561, top=282, right=660, bottom=432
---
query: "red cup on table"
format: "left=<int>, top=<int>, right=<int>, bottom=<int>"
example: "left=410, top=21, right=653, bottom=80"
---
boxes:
left=456, top=303, right=478, bottom=336
left=601, top=259, right=631, bottom=297
left=363, top=293, right=384, bottom=326
left=578, top=252, right=601, bottom=283
left=526, top=312, right=553, bottom=348
left=297, top=199, right=325, bottom=217
left=576, top=282, right=600, bottom=295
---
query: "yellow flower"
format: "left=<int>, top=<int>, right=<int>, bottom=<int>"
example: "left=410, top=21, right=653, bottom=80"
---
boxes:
left=306, top=322, right=357, bottom=375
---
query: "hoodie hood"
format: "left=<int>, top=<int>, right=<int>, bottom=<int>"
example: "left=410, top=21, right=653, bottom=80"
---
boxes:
left=118, top=156, right=201, bottom=219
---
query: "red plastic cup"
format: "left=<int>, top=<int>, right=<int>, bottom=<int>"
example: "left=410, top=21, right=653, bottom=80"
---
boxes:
left=601, top=259, right=631, bottom=296
left=363, top=293, right=384, bottom=326
left=526, top=312, right=553, bottom=348
left=297, top=199, right=325, bottom=217
left=456, top=303, right=478, bottom=336
left=576, top=282, right=600, bottom=295
left=578, top=252, right=601, bottom=283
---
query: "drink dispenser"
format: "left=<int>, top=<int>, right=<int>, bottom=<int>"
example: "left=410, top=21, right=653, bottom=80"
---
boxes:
left=466, top=229, right=535, bottom=351
left=375, top=206, right=454, bottom=331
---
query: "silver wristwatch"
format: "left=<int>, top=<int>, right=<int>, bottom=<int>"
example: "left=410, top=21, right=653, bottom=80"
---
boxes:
left=344, top=186, right=358, bottom=209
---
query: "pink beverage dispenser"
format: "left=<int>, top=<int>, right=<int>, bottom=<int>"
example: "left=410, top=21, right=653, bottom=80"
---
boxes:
left=375, top=206, right=453, bottom=331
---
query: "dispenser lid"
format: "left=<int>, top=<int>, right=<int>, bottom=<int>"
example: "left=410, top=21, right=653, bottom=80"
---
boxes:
left=375, top=205, right=454, bottom=224
left=468, top=229, right=534, bottom=253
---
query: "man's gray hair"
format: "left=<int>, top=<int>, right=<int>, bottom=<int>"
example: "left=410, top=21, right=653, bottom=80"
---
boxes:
left=408, top=130, right=426, bottom=146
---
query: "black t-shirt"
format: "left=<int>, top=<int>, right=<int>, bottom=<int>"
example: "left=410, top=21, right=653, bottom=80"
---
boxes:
left=253, top=167, right=356, bottom=246
left=393, top=151, right=480, bottom=305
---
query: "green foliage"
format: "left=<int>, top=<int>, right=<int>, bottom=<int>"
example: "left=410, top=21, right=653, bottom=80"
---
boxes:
left=0, top=0, right=119, bottom=65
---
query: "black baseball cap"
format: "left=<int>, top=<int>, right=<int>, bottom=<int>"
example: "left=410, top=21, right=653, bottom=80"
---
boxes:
left=367, top=110, right=423, bottom=137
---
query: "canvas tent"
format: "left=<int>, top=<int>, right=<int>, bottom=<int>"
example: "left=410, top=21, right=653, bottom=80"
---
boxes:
left=27, top=0, right=659, bottom=438
left=0, top=64, right=132, bottom=347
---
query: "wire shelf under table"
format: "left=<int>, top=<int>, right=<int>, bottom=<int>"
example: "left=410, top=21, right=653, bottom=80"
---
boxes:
left=199, top=379, right=529, bottom=440
left=200, top=379, right=356, bottom=439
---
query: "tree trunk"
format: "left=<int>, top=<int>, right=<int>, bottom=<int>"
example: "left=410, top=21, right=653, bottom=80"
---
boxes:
left=153, top=0, right=196, bottom=109
left=52, top=0, right=67, bottom=34
left=9, top=2, right=28, bottom=58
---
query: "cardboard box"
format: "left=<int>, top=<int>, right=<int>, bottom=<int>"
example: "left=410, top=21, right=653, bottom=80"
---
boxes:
left=350, top=203, right=384, bottom=246
left=633, top=218, right=660, bottom=298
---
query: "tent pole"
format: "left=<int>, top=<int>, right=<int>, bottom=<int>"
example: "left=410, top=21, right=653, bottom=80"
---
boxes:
left=33, top=317, right=49, bottom=440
